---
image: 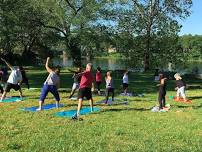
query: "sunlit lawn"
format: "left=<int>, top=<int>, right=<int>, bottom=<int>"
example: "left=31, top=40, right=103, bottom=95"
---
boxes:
left=0, top=68, right=202, bottom=151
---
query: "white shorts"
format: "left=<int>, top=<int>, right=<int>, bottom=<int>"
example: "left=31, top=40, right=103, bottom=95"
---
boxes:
left=72, top=83, right=79, bottom=90
left=177, top=86, right=186, bottom=98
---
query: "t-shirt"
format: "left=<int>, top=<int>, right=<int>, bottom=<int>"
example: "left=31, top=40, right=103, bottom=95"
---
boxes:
left=123, top=74, right=128, bottom=84
left=176, top=80, right=185, bottom=88
left=96, top=71, right=102, bottom=82
left=79, top=71, right=94, bottom=89
left=7, top=68, right=22, bottom=84
left=44, top=71, right=60, bottom=86
left=106, top=78, right=114, bottom=89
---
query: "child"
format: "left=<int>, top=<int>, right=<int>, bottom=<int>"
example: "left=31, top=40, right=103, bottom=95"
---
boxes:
left=96, top=66, right=102, bottom=95
left=105, top=71, right=114, bottom=104
left=37, top=57, right=60, bottom=111
left=174, top=73, right=187, bottom=102
left=157, top=73, right=167, bottom=110
left=72, top=63, right=94, bottom=120
left=123, top=70, right=129, bottom=94
left=69, top=67, right=82, bottom=99
left=0, top=58, right=23, bottom=101
left=19, top=66, right=30, bottom=89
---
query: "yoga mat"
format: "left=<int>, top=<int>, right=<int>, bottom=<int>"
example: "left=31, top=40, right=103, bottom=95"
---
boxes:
left=173, top=97, right=192, bottom=103
left=21, top=104, right=64, bottom=112
left=0, top=97, right=24, bottom=103
left=151, top=105, right=170, bottom=112
left=55, top=107, right=101, bottom=118
left=119, top=93, right=144, bottom=97
left=96, top=98, right=128, bottom=105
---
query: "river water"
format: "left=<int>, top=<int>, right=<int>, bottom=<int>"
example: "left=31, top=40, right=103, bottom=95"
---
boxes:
left=53, top=57, right=202, bottom=74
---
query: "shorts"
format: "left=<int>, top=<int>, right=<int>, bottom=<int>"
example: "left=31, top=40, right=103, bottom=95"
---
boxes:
left=5, top=83, right=21, bottom=92
left=78, top=87, right=92, bottom=100
left=177, top=86, right=186, bottom=98
left=123, top=83, right=129, bottom=90
left=40, top=85, right=60, bottom=102
left=72, top=83, right=79, bottom=90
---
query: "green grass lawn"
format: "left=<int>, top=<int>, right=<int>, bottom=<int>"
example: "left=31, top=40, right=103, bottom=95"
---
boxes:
left=0, top=68, right=202, bottom=152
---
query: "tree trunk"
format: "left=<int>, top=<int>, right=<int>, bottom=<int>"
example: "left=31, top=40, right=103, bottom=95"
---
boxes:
left=66, top=38, right=81, bottom=67
left=144, top=52, right=150, bottom=71
left=144, top=31, right=151, bottom=71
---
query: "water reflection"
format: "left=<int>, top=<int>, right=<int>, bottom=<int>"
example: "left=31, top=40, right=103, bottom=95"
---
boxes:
left=53, top=57, right=202, bottom=73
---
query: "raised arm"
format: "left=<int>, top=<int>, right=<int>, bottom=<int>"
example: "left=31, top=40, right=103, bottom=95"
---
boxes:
left=75, top=71, right=85, bottom=78
left=1, top=58, right=13, bottom=70
left=45, top=57, right=53, bottom=73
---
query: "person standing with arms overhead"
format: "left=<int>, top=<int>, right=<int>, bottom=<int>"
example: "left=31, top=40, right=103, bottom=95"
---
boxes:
left=0, top=58, right=23, bottom=101
left=96, top=66, right=102, bottom=95
left=37, top=57, right=60, bottom=111
left=72, top=63, right=94, bottom=120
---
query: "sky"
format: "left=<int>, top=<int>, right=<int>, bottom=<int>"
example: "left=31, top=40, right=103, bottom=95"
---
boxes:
left=179, top=0, right=202, bottom=35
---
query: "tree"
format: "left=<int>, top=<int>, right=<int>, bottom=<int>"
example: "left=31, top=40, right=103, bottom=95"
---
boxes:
left=116, top=0, right=192, bottom=71
left=30, top=0, right=111, bottom=66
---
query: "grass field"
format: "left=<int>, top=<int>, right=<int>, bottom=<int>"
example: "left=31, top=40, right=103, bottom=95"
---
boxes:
left=0, top=67, right=202, bottom=152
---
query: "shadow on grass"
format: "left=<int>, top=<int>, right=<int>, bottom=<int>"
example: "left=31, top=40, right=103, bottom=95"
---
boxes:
left=101, top=107, right=152, bottom=113
left=172, top=103, right=202, bottom=109
left=188, top=96, right=202, bottom=100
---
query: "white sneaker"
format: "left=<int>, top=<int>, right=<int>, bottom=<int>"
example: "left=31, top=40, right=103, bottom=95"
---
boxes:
left=36, top=108, right=42, bottom=111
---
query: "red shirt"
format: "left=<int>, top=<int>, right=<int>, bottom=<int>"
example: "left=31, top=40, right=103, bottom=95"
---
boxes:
left=96, top=71, right=102, bottom=82
left=80, top=71, right=94, bottom=88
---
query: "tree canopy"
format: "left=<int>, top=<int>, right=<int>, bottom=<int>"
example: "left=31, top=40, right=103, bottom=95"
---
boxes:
left=0, top=0, right=197, bottom=70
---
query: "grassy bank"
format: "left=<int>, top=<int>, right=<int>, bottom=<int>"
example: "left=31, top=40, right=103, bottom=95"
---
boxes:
left=0, top=68, right=202, bottom=152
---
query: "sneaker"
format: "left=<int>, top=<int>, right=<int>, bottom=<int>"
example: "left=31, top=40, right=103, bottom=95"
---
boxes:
left=159, top=109, right=166, bottom=112
left=36, top=108, right=42, bottom=111
left=71, top=113, right=78, bottom=120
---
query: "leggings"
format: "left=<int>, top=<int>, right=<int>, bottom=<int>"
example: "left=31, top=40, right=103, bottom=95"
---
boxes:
left=158, top=92, right=166, bottom=109
left=96, top=81, right=101, bottom=91
left=106, top=88, right=114, bottom=102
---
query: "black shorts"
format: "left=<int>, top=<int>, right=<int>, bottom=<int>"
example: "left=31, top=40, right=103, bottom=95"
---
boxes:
left=123, top=83, right=129, bottom=89
left=78, top=87, right=92, bottom=100
left=5, top=83, right=21, bottom=92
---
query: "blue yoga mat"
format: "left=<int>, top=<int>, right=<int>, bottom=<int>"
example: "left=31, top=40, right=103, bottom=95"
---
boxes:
left=21, top=104, right=64, bottom=112
left=55, top=107, right=101, bottom=118
left=0, top=97, right=24, bottom=103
